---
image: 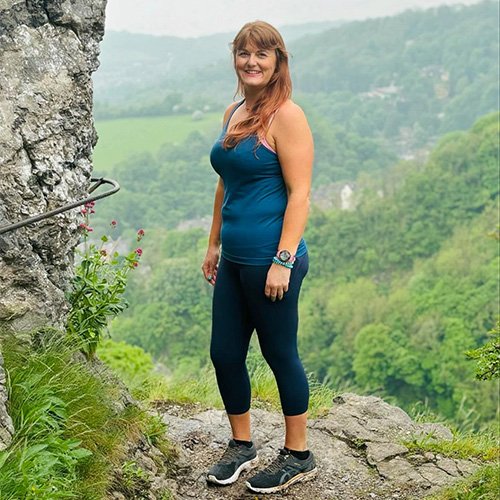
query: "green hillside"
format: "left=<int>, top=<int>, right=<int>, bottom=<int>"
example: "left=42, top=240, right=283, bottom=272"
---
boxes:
left=93, top=1, right=498, bottom=161
left=93, top=112, right=221, bottom=173
left=93, top=21, right=344, bottom=105
left=292, top=0, right=499, bottom=146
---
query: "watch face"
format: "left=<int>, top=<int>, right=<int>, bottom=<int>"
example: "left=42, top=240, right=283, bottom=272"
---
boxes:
left=278, top=250, right=291, bottom=262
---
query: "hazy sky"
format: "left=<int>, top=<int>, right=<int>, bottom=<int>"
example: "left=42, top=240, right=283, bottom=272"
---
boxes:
left=105, top=0, right=484, bottom=38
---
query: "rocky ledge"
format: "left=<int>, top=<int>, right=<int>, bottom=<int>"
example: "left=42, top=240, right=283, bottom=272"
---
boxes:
left=159, top=393, right=482, bottom=500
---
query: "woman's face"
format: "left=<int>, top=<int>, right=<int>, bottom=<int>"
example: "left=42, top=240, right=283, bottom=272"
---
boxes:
left=234, top=43, right=277, bottom=91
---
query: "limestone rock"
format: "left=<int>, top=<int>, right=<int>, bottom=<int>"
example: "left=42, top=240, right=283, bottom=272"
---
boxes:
left=376, top=456, right=432, bottom=488
left=312, top=392, right=416, bottom=443
left=415, top=422, right=454, bottom=442
left=0, top=0, right=106, bottom=332
left=366, top=442, right=409, bottom=465
left=159, top=393, right=484, bottom=500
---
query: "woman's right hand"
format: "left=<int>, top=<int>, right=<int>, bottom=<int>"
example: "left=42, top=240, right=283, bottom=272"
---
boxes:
left=202, top=245, right=220, bottom=286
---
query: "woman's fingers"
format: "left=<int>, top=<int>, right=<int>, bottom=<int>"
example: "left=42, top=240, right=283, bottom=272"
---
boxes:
left=202, top=261, right=217, bottom=285
left=266, top=284, right=285, bottom=302
left=265, top=283, right=279, bottom=301
left=206, top=267, right=216, bottom=285
left=265, top=284, right=287, bottom=300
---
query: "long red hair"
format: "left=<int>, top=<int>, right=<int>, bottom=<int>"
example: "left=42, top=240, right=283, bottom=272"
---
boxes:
left=223, top=21, right=292, bottom=150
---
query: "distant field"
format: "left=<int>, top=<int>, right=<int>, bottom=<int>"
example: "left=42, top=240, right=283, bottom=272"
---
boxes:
left=92, top=112, right=222, bottom=173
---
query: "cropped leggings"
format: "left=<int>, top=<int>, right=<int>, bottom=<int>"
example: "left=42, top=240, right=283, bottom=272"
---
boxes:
left=210, top=253, right=309, bottom=416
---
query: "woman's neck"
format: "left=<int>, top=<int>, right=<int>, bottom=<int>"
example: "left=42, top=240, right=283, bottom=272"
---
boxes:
left=243, top=88, right=265, bottom=110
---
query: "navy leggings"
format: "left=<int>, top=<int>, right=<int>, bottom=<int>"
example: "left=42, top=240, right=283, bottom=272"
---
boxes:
left=210, top=253, right=309, bottom=416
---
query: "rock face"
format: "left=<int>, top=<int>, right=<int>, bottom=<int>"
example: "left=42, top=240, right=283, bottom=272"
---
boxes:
left=0, top=0, right=106, bottom=451
left=159, top=393, right=483, bottom=500
left=0, top=0, right=106, bottom=331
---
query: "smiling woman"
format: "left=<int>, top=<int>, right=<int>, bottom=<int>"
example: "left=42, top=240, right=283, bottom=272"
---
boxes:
left=201, top=20, right=316, bottom=495
left=235, top=46, right=277, bottom=89
left=221, top=21, right=293, bottom=151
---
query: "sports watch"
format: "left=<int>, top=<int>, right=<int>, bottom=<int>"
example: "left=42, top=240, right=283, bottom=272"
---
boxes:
left=276, top=249, right=296, bottom=264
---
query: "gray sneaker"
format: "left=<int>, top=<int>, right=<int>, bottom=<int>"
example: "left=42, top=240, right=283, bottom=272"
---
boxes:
left=206, top=439, right=259, bottom=485
left=245, top=448, right=317, bottom=494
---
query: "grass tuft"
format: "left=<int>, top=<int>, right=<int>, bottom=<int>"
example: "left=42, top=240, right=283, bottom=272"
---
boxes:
left=0, top=330, right=175, bottom=500
left=137, top=355, right=335, bottom=419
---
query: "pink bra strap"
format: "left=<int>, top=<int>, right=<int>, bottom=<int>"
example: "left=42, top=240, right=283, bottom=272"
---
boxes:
left=260, top=109, right=279, bottom=154
left=260, top=136, right=277, bottom=154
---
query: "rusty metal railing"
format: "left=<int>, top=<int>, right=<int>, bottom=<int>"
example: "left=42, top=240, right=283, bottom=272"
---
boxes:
left=0, top=177, right=120, bottom=235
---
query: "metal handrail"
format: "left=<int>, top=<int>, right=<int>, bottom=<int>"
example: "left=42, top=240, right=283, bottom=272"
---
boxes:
left=0, top=177, right=120, bottom=235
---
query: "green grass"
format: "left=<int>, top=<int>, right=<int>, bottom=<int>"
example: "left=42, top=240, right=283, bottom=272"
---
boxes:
left=0, top=330, right=176, bottom=500
left=402, top=427, right=499, bottom=461
left=93, top=113, right=221, bottom=173
left=115, top=357, right=336, bottom=419
left=421, top=463, right=499, bottom=500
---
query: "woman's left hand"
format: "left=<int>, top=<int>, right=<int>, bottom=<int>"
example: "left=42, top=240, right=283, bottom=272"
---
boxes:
left=265, top=264, right=291, bottom=301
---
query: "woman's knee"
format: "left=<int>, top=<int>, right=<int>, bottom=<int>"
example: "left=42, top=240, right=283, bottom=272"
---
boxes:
left=261, top=349, right=302, bottom=376
left=210, top=346, right=247, bottom=371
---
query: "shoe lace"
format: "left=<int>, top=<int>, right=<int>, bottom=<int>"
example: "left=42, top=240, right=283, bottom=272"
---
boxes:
left=220, top=444, right=241, bottom=463
left=262, top=453, right=288, bottom=474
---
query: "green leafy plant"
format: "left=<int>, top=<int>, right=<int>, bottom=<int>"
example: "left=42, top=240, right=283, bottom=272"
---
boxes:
left=143, top=413, right=168, bottom=447
left=97, top=339, right=154, bottom=382
left=465, top=320, right=500, bottom=381
left=115, top=461, right=151, bottom=500
left=464, top=229, right=500, bottom=382
left=66, top=203, right=145, bottom=359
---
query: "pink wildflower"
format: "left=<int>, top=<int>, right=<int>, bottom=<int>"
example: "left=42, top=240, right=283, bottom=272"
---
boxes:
left=87, top=227, right=94, bottom=232
left=91, top=209, right=95, bottom=214
left=85, top=201, right=95, bottom=208
left=80, top=209, right=87, bottom=214
left=100, top=249, right=107, bottom=256
left=137, top=229, right=145, bottom=241
left=135, top=248, right=143, bottom=256
left=79, top=223, right=86, bottom=229
left=133, top=262, right=138, bottom=268
left=110, top=220, right=117, bottom=226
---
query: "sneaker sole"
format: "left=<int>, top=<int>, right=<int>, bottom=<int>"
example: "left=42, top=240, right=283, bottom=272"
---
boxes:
left=245, top=466, right=317, bottom=494
left=207, top=455, right=260, bottom=486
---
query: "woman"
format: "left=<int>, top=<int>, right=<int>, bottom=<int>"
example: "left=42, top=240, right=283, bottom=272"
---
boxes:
left=201, top=20, right=316, bottom=494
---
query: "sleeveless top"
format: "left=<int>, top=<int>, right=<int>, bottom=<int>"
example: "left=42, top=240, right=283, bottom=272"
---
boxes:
left=209, top=100, right=307, bottom=266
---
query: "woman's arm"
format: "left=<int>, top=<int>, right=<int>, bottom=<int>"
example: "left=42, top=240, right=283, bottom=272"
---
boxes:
left=202, top=102, right=239, bottom=285
left=264, top=101, right=313, bottom=301
left=274, top=101, right=313, bottom=254
left=202, top=177, right=224, bottom=286
left=208, top=176, right=224, bottom=244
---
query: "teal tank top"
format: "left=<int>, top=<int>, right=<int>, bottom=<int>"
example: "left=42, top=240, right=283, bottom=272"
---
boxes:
left=210, top=100, right=307, bottom=265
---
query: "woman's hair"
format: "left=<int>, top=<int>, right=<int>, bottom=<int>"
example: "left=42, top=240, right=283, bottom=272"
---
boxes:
left=223, top=21, right=292, bottom=150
